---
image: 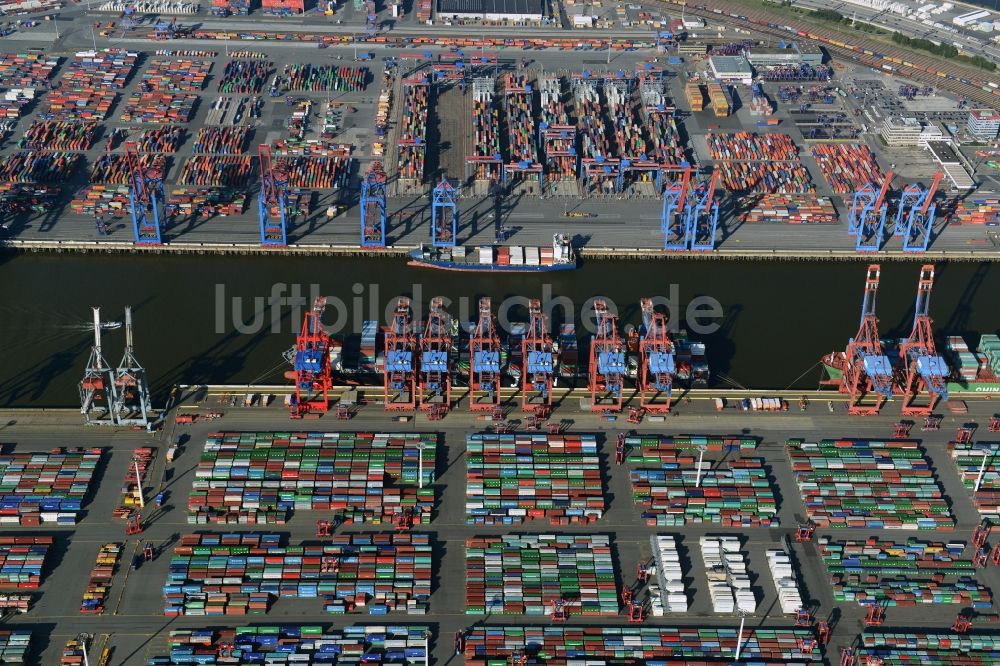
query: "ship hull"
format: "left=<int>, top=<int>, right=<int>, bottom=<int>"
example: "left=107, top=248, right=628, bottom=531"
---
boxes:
left=407, top=255, right=577, bottom=273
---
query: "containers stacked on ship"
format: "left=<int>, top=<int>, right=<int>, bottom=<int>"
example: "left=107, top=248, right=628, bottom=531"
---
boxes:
left=359, top=320, right=380, bottom=375
left=505, top=323, right=525, bottom=389
left=673, top=333, right=709, bottom=387
left=557, top=324, right=578, bottom=386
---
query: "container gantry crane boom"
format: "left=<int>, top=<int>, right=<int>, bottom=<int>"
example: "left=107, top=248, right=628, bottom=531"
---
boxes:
left=258, top=144, right=289, bottom=247
left=687, top=169, right=721, bottom=252
left=638, top=297, right=675, bottom=413
left=589, top=299, right=626, bottom=412
left=661, top=165, right=691, bottom=251
left=125, top=141, right=166, bottom=246
left=851, top=171, right=893, bottom=253
left=431, top=176, right=458, bottom=248
left=384, top=297, right=417, bottom=411
left=290, top=297, right=332, bottom=419
left=902, top=172, right=943, bottom=253
left=113, top=306, right=152, bottom=427
left=418, top=297, right=452, bottom=413
left=522, top=298, right=555, bottom=414
left=840, top=264, right=894, bottom=415
left=470, top=297, right=502, bottom=412
left=899, top=264, right=949, bottom=416
left=360, top=161, right=387, bottom=248
left=80, top=307, right=118, bottom=426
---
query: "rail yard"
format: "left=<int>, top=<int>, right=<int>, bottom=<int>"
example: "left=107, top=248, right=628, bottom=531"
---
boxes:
left=2, top=0, right=1000, bottom=664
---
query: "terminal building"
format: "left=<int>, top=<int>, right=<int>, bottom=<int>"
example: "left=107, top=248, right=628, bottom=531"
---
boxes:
left=967, top=108, right=1000, bottom=139
left=708, top=55, right=753, bottom=86
left=436, top=0, right=545, bottom=22
left=745, top=43, right=823, bottom=68
left=880, top=116, right=948, bottom=149
left=927, top=141, right=975, bottom=190
left=880, top=116, right=923, bottom=147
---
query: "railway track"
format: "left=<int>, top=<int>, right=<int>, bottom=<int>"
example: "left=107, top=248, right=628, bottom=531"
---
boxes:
left=667, top=0, right=1000, bottom=108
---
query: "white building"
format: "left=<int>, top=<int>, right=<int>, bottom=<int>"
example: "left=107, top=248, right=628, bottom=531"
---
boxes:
left=881, top=116, right=922, bottom=147
left=436, top=0, right=545, bottom=22
left=708, top=55, right=753, bottom=86
left=968, top=108, right=1000, bottom=138
left=918, top=122, right=946, bottom=149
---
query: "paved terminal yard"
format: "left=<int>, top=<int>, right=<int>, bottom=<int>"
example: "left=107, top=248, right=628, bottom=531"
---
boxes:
left=3, top=391, right=1000, bottom=664
left=0, top=10, right=999, bottom=257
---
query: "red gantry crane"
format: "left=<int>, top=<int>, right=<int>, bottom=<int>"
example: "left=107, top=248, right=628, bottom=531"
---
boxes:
left=839, top=264, right=894, bottom=415
left=384, top=297, right=418, bottom=411
left=470, top=297, right=502, bottom=412
left=418, top=297, right=452, bottom=415
left=637, top=297, right=675, bottom=413
left=899, top=264, right=949, bottom=416
left=289, top=297, right=332, bottom=419
left=522, top=298, right=554, bottom=415
left=589, top=300, right=626, bottom=413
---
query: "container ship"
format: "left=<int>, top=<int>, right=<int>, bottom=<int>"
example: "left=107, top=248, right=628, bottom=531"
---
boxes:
left=407, top=234, right=576, bottom=273
left=305, top=317, right=710, bottom=391
left=626, top=330, right=711, bottom=388
left=820, top=332, right=1000, bottom=394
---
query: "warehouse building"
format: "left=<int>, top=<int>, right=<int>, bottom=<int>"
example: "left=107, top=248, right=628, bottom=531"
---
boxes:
left=927, top=141, right=975, bottom=189
left=436, top=0, right=545, bottom=22
left=745, top=43, right=823, bottom=68
left=967, top=108, right=1000, bottom=139
left=708, top=55, right=753, bottom=86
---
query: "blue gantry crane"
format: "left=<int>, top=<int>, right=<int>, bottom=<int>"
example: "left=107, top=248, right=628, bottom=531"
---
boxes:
left=431, top=176, right=458, bottom=247
left=893, top=172, right=943, bottom=253
left=899, top=264, right=949, bottom=416
left=360, top=161, right=387, bottom=248
left=661, top=165, right=692, bottom=251
left=686, top=169, right=721, bottom=251
left=125, top=141, right=165, bottom=245
left=258, top=144, right=289, bottom=247
left=848, top=170, right=893, bottom=252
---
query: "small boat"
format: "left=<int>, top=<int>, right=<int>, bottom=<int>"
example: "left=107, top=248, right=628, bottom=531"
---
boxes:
left=102, top=321, right=122, bottom=330
left=408, top=234, right=577, bottom=273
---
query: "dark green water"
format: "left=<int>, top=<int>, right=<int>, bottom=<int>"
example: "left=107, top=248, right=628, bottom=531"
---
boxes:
left=0, top=252, right=996, bottom=408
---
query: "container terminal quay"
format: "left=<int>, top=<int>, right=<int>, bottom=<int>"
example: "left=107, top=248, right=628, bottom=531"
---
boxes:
left=0, top=263, right=999, bottom=663
left=5, top=0, right=1000, bottom=664
left=1, top=2, right=1000, bottom=260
